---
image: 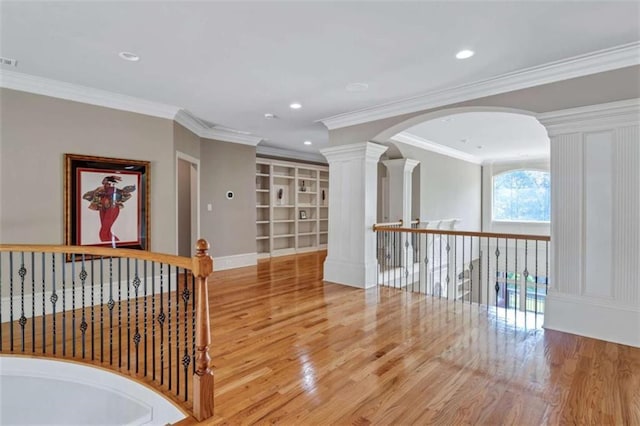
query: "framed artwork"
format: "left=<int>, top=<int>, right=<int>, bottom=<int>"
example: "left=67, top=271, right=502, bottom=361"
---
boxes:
left=65, top=154, right=150, bottom=251
left=299, top=210, right=307, bottom=220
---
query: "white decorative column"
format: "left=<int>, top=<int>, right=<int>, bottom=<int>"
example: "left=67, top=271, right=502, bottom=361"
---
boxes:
left=383, top=158, right=420, bottom=270
left=382, top=158, right=420, bottom=226
left=320, top=142, right=388, bottom=288
left=539, top=99, right=640, bottom=347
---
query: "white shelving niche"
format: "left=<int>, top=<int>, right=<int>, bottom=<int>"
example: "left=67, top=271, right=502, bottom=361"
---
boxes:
left=256, top=158, right=329, bottom=258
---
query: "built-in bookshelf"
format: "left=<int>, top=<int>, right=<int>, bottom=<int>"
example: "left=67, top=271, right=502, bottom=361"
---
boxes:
left=256, top=158, right=329, bottom=258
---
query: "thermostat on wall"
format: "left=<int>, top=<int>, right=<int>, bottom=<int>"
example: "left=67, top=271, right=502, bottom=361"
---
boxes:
left=226, top=191, right=234, bottom=200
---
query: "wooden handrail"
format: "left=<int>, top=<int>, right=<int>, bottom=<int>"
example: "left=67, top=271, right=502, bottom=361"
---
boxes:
left=372, top=226, right=551, bottom=241
left=0, top=244, right=192, bottom=269
left=192, top=239, right=214, bottom=421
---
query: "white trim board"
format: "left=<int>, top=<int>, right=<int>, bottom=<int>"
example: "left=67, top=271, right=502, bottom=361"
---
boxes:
left=213, top=253, right=257, bottom=271
left=319, top=42, right=640, bottom=130
left=175, top=151, right=201, bottom=256
left=174, top=110, right=263, bottom=146
left=256, top=145, right=327, bottom=164
left=544, top=292, right=640, bottom=348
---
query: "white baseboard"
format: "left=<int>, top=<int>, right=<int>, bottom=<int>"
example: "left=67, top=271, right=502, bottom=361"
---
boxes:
left=1, top=274, right=177, bottom=323
left=213, top=252, right=257, bottom=271
left=544, top=292, right=640, bottom=348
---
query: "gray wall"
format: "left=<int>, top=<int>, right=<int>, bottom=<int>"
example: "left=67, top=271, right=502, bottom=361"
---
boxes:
left=177, top=158, right=192, bottom=256
left=200, top=138, right=256, bottom=257
left=0, top=88, right=177, bottom=253
left=174, top=122, right=200, bottom=159
left=395, top=143, right=481, bottom=231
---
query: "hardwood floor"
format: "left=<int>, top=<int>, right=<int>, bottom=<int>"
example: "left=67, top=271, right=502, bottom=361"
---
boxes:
left=2, top=251, right=639, bottom=424
left=204, top=252, right=640, bottom=425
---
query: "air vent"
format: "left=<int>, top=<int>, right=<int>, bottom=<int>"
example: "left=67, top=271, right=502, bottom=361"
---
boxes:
left=0, top=57, right=18, bottom=67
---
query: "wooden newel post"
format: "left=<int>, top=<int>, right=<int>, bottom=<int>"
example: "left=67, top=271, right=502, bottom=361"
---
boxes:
left=192, top=239, right=214, bottom=421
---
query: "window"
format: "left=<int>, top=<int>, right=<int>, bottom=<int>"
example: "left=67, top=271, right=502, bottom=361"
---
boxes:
left=493, top=170, right=550, bottom=222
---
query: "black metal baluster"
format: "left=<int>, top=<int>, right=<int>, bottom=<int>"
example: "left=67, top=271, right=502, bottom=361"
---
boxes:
left=547, top=241, right=552, bottom=313
left=144, top=260, right=148, bottom=377
left=514, top=239, right=518, bottom=325
left=462, top=237, right=465, bottom=303
left=486, top=238, right=490, bottom=311
left=375, top=229, right=379, bottom=287
left=192, top=273, right=196, bottom=375
left=159, top=263, right=165, bottom=385
left=469, top=236, right=473, bottom=304
left=168, top=265, right=172, bottom=390
left=31, top=252, right=35, bottom=353
left=10, top=252, right=14, bottom=351
left=91, top=257, right=95, bottom=361
left=439, top=235, right=442, bottom=298
left=453, top=235, right=457, bottom=302
left=51, top=253, right=58, bottom=355
left=133, top=259, right=141, bottom=374
left=393, top=231, right=397, bottom=288
left=80, top=254, right=89, bottom=359
left=152, top=262, right=156, bottom=381
left=182, top=268, right=191, bottom=400
left=535, top=240, right=539, bottom=327
left=524, top=241, right=529, bottom=329
left=41, top=253, right=46, bottom=354
left=71, top=253, right=76, bottom=357
left=431, top=233, right=435, bottom=297
left=175, top=266, right=180, bottom=395
left=126, top=258, right=131, bottom=371
left=108, top=257, right=114, bottom=366
left=478, top=237, right=483, bottom=306
left=404, top=233, right=409, bottom=291
left=445, top=236, right=450, bottom=300
left=495, top=238, right=500, bottom=312
left=19, top=252, right=27, bottom=352
left=62, top=252, right=66, bottom=356
left=504, top=238, right=508, bottom=321
left=118, top=257, right=122, bottom=369
left=423, top=234, right=428, bottom=296
left=100, top=257, right=105, bottom=363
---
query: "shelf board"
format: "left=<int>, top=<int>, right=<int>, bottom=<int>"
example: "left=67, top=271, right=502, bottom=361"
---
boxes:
left=319, top=231, right=328, bottom=234
left=256, top=205, right=269, bottom=208
left=256, top=236, right=269, bottom=240
left=319, top=179, right=329, bottom=182
left=298, top=191, right=317, bottom=194
left=274, top=205, right=294, bottom=208
left=319, top=206, right=328, bottom=208
left=298, top=219, right=317, bottom=222
left=273, top=175, right=294, bottom=180
left=256, top=173, right=269, bottom=177
left=256, top=220, right=269, bottom=224
left=298, top=232, right=317, bottom=236
left=273, top=234, right=295, bottom=238
left=274, top=220, right=294, bottom=223
left=319, top=218, right=328, bottom=221
left=256, top=189, right=270, bottom=193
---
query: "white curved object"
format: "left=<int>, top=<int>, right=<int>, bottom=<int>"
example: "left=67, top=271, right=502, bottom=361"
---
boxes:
left=0, top=356, right=186, bottom=425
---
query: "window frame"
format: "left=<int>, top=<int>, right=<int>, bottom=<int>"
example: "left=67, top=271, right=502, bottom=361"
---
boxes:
left=491, top=168, right=551, bottom=224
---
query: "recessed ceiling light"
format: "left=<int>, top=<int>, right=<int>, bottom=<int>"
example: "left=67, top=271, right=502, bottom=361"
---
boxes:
left=290, top=102, right=302, bottom=110
left=460, top=138, right=468, bottom=143
left=477, top=145, right=483, bottom=149
left=304, top=140, right=312, bottom=145
left=119, top=51, right=140, bottom=62
left=456, top=49, right=474, bottom=60
left=346, top=82, right=369, bottom=92
left=264, top=113, right=276, bottom=119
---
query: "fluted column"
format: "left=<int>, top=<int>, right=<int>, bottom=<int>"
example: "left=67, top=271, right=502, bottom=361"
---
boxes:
left=320, top=142, right=388, bottom=288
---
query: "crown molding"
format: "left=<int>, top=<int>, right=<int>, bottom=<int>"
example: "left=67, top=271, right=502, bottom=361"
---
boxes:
left=174, top=109, right=262, bottom=146
left=0, top=69, right=180, bottom=119
left=320, top=142, right=388, bottom=163
left=391, top=132, right=483, bottom=165
left=256, top=145, right=327, bottom=164
left=319, top=42, right=640, bottom=130
left=538, top=98, right=640, bottom=136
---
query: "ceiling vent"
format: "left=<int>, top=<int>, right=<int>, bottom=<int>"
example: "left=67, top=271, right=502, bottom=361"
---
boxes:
left=0, top=57, right=18, bottom=67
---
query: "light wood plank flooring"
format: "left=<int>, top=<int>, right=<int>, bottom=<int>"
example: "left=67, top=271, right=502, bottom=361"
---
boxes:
left=203, top=252, right=640, bottom=425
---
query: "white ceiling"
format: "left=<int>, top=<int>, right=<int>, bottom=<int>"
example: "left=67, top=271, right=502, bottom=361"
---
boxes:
left=399, top=112, right=550, bottom=163
left=1, top=1, right=639, bottom=156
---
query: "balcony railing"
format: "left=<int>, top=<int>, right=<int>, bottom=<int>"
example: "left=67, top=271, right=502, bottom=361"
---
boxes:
left=374, top=222, right=550, bottom=328
left=0, top=240, right=215, bottom=421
